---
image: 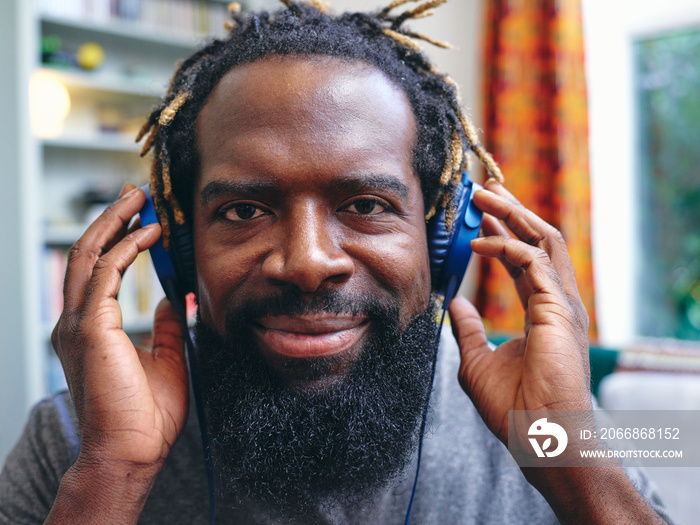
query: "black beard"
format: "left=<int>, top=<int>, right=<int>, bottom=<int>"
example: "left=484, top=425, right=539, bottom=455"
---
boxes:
left=194, top=288, right=438, bottom=520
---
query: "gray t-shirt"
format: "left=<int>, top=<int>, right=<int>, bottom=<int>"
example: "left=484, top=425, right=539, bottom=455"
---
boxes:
left=0, top=331, right=673, bottom=524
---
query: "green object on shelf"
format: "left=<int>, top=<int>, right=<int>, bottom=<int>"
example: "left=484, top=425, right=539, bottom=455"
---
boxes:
left=41, top=34, right=73, bottom=69
left=41, top=34, right=62, bottom=54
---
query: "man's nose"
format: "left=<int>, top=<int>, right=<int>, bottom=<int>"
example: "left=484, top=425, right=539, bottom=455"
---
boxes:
left=261, top=206, right=354, bottom=292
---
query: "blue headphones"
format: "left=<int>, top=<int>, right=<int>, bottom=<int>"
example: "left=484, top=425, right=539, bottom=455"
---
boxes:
left=139, top=173, right=482, bottom=311
left=425, top=174, right=483, bottom=310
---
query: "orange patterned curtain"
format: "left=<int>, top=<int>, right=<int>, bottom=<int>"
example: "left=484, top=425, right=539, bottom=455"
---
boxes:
left=475, top=0, right=597, bottom=339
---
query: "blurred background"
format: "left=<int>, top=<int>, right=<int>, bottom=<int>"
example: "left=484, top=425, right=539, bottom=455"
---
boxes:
left=0, top=0, right=698, bottom=521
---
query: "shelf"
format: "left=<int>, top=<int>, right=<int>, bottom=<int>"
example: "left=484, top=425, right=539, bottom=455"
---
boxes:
left=44, top=224, right=87, bottom=245
left=21, top=1, right=208, bottom=411
left=43, top=135, right=141, bottom=153
left=40, top=14, right=208, bottom=50
left=39, top=67, right=167, bottom=98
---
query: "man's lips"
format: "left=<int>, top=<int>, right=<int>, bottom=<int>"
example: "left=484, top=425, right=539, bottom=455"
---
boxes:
left=253, top=315, right=370, bottom=359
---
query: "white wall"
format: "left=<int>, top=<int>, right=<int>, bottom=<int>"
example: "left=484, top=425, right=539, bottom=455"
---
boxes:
left=299, top=0, right=484, bottom=110
left=0, top=0, right=44, bottom=462
left=583, top=0, right=700, bottom=346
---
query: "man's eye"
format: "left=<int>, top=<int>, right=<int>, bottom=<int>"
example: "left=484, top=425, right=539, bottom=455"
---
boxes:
left=345, top=199, right=386, bottom=215
left=223, top=204, right=265, bottom=222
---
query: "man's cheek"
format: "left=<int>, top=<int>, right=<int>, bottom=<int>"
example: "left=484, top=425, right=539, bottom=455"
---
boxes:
left=397, top=249, right=432, bottom=325
left=194, top=245, right=252, bottom=333
left=195, top=268, right=242, bottom=335
left=357, top=245, right=431, bottom=324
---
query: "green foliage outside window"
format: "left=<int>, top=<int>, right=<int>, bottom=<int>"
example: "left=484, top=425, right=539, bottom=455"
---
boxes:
left=636, top=29, right=700, bottom=340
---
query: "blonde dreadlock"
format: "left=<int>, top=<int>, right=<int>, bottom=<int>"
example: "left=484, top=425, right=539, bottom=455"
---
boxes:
left=377, top=0, right=505, bottom=218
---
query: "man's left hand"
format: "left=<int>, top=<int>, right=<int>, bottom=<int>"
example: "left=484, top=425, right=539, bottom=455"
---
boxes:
left=447, top=180, right=669, bottom=524
left=449, top=178, right=592, bottom=445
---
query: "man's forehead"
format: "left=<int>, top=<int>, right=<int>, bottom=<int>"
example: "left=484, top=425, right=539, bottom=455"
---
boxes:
left=196, top=54, right=416, bottom=138
left=194, top=54, right=418, bottom=183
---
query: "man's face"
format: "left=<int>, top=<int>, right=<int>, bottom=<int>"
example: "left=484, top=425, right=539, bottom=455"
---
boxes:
left=193, top=55, right=431, bottom=384
left=190, top=55, right=437, bottom=515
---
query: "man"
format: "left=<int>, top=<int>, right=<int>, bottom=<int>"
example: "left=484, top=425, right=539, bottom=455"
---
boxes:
left=0, top=2, right=672, bottom=523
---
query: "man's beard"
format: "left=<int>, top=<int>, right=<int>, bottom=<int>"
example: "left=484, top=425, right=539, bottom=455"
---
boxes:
left=194, top=288, right=439, bottom=519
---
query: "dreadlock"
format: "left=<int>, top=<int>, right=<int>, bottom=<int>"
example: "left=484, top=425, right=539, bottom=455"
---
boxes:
left=138, top=0, right=504, bottom=247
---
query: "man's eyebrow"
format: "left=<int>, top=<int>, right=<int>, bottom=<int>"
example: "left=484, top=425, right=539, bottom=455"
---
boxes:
left=200, top=174, right=410, bottom=204
left=200, top=180, right=277, bottom=204
left=331, top=174, right=410, bottom=198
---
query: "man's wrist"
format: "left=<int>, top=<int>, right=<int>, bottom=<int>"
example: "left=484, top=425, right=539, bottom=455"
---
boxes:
left=522, top=465, right=666, bottom=525
left=45, top=453, right=162, bottom=524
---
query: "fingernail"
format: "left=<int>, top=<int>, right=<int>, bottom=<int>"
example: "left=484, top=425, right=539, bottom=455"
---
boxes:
left=144, top=223, right=161, bottom=234
left=122, top=187, right=140, bottom=199
left=119, top=182, right=137, bottom=197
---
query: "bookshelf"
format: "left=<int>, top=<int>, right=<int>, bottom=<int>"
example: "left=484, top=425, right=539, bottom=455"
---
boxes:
left=34, top=3, right=268, bottom=390
left=0, top=0, right=274, bottom=461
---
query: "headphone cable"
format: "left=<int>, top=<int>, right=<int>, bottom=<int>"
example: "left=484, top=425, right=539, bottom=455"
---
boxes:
left=404, top=306, right=447, bottom=525
left=164, top=281, right=217, bottom=525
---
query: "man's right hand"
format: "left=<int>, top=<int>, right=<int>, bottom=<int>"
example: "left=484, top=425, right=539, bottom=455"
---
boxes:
left=47, top=183, right=189, bottom=523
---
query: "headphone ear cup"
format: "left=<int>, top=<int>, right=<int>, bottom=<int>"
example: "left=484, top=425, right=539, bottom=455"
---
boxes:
left=426, top=176, right=482, bottom=309
left=427, top=182, right=465, bottom=290
left=138, top=184, right=196, bottom=302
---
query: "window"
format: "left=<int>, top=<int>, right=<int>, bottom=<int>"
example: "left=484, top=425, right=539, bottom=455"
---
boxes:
left=636, top=29, right=700, bottom=340
left=583, top=0, right=700, bottom=345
